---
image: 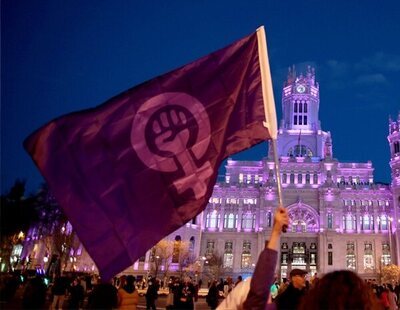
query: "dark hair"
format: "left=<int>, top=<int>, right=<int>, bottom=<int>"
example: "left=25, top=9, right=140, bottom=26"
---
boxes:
left=299, top=270, right=381, bottom=310
left=123, top=275, right=136, bottom=294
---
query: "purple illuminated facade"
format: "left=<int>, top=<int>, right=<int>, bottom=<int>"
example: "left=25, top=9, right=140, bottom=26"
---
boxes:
left=18, top=66, right=399, bottom=281
left=198, top=66, right=400, bottom=280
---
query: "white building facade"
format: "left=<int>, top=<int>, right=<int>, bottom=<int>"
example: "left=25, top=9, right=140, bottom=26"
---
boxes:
left=196, top=66, right=400, bottom=281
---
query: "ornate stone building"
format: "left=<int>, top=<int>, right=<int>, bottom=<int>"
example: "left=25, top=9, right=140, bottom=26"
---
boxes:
left=196, top=66, right=400, bottom=280
left=19, top=67, right=399, bottom=281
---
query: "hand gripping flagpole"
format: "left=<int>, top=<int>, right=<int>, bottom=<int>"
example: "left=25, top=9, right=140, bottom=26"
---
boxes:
left=257, top=26, right=287, bottom=232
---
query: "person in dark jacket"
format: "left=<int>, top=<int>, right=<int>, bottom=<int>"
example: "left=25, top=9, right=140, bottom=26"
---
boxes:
left=22, top=276, right=47, bottom=309
left=87, top=282, right=118, bottom=309
left=145, top=277, right=159, bottom=310
left=68, top=277, right=84, bottom=309
left=206, top=280, right=219, bottom=309
left=176, top=277, right=195, bottom=310
left=275, top=268, right=308, bottom=310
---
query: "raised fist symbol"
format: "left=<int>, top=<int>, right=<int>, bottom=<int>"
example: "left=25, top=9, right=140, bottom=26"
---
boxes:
left=146, top=105, right=198, bottom=158
left=131, top=92, right=213, bottom=200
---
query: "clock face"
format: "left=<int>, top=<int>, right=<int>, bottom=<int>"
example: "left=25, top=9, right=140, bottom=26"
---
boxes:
left=296, top=85, right=306, bottom=93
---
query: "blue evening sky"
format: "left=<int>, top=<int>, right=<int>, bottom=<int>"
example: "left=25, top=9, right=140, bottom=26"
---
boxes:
left=2, top=1, right=400, bottom=194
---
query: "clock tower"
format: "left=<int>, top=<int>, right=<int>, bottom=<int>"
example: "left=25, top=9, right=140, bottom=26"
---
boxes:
left=276, top=66, right=332, bottom=159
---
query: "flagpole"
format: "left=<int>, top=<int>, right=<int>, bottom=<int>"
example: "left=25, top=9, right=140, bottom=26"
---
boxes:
left=257, top=26, right=287, bottom=232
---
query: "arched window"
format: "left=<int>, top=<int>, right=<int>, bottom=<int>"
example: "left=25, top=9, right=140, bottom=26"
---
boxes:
left=306, top=173, right=310, bottom=184
left=362, top=214, right=373, bottom=230
left=267, top=211, right=272, bottom=227
left=290, top=173, right=295, bottom=184
left=282, top=173, right=287, bottom=184
left=343, top=214, right=356, bottom=231
left=298, top=173, right=303, bottom=184
left=206, top=211, right=219, bottom=229
left=379, top=214, right=388, bottom=230
left=224, top=213, right=237, bottom=229
left=172, top=235, right=182, bottom=263
left=313, top=173, right=318, bottom=184
left=241, top=212, right=255, bottom=230
left=189, top=236, right=195, bottom=252
left=327, top=213, right=333, bottom=229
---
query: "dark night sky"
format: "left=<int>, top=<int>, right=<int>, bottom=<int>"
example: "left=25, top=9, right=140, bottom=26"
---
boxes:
left=2, top=0, right=400, bottom=194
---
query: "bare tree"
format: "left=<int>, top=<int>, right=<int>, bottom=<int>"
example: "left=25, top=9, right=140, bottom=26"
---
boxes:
left=150, top=240, right=174, bottom=280
left=203, top=252, right=225, bottom=281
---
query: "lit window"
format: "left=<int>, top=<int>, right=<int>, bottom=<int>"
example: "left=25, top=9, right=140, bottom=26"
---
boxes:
left=327, top=213, right=333, bottom=229
left=241, top=241, right=251, bottom=268
left=247, top=174, right=252, bottom=184
left=223, top=242, right=233, bottom=268
left=239, top=173, right=244, bottom=183
left=241, top=213, right=255, bottom=230
left=224, top=213, right=237, bottom=229
left=206, top=241, right=215, bottom=255
left=346, top=242, right=356, bottom=270
left=206, top=211, right=220, bottom=229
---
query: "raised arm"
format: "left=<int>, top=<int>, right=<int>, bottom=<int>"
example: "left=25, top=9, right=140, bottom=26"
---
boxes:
left=243, top=206, right=289, bottom=310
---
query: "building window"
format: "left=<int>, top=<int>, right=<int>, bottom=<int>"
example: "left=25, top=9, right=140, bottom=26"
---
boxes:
left=346, top=242, right=356, bottom=270
left=306, top=173, right=310, bottom=184
left=206, top=241, right=215, bottom=255
left=293, top=242, right=306, bottom=254
left=328, top=252, right=333, bottom=265
left=224, top=213, right=237, bottom=229
left=241, top=241, right=251, bottom=269
left=364, top=255, right=374, bottom=270
left=394, top=141, right=400, bottom=154
left=290, top=173, right=295, bottom=184
left=239, top=173, right=244, bottom=183
left=381, top=242, right=391, bottom=265
left=281, top=253, right=288, bottom=264
left=313, top=173, right=318, bottom=184
left=282, top=173, right=287, bottom=184
left=241, top=212, right=255, bottom=230
left=223, top=242, right=233, bottom=268
left=310, top=253, right=317, bottom=265
left=327, top=213, right=333, bottom=229
left=298, top=173, right=303, bottom=184
left=189, top=236, right=195, bottom=252
left=361, top=214, right=373, bottom=230
left=172, top=235, right=182, bottom=263
left=206, top=211, right=220, bottom=229
left=343, top=214, right=356, bottom=231
left=379, top=215, right=388, bottom=230
left=267, top=211, right=272, bottom=227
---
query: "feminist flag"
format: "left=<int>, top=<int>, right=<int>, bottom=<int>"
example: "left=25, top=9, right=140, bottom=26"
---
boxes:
left=24, top=27, right=277, bottom=280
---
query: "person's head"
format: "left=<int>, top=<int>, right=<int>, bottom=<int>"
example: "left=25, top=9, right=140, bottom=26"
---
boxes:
left=299, top=270, right=380, bottom=310
left=126, top=276, right=135, bottom=286
left=290, top=269, right=307, bottom=289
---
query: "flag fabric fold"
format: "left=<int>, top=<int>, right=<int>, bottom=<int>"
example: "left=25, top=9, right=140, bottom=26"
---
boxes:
left=24, top=29, right=275, bottom=280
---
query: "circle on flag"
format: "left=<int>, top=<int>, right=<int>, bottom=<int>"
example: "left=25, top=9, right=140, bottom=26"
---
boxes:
left=131, top=92, right=211, bottom=173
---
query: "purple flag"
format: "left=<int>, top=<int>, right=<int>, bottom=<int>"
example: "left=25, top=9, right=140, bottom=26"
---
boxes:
left=24, top=30, right=274, bottom=280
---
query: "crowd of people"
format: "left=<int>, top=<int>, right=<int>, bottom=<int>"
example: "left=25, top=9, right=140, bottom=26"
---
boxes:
left=1, top=207, right=400, bottom=309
